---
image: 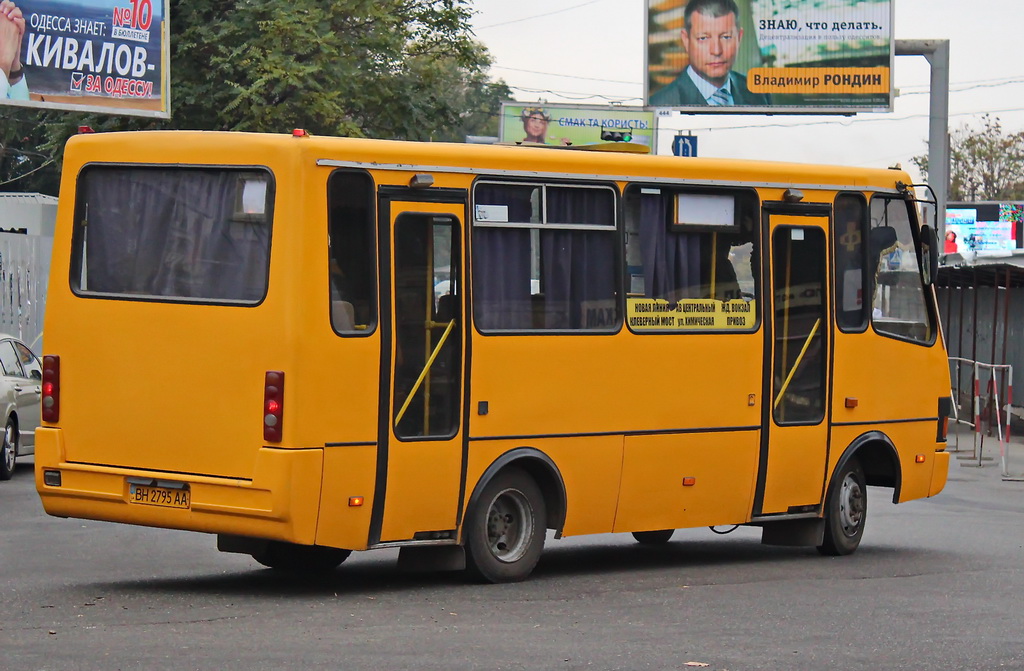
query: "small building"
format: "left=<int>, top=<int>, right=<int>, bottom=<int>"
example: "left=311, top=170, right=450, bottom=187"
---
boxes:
left=0, top=192, right=56, bottom=351
left=0, top=192, right=58, bottom=236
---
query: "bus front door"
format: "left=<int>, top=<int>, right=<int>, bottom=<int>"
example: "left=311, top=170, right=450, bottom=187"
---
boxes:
left=757, top=214, right=831, bottom=516
left=374, top=199, right=466, bottom=544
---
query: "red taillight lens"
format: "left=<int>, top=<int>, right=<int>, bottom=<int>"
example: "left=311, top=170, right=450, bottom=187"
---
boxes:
left=42, top=355, right=60, bottom=423
left=263, top=371, right=284, bottom=442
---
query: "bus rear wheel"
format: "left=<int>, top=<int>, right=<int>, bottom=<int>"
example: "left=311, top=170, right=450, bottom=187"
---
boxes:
left=817, top=458, right=867, bottom=556
left=252, top=541, right=351, bottom=572
left=465, top=467, right=546, bottom=583
left=632, top=530, right=674, bottom=545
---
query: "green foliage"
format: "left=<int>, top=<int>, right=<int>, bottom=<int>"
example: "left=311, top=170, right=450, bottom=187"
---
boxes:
left=1, top=0, right=510, bottom=194
left=912, top=115, right=1024, bottom=201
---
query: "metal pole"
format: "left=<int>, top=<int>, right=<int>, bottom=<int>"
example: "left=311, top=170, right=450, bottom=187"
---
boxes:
left=895, top=40, right=950, bottom=235
left=957, top=274, right=966, bottom=421
left=1002, top=268, right=1011, bottom=425
left=971, top=269, right=979, bottom=368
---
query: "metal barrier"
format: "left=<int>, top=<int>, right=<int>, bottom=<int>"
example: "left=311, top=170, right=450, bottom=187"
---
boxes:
left=948, top=357, right=1018, bottom=479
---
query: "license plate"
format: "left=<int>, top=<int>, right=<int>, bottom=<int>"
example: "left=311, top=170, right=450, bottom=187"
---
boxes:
left=128, top=483, right=191, bottom=509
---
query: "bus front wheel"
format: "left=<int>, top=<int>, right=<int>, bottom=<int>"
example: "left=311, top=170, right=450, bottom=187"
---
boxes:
left=465, top=467, right=547, bottom=583
left=252, top=541, right=351, bottom=572
left=817, top=457, right=867, bottom=556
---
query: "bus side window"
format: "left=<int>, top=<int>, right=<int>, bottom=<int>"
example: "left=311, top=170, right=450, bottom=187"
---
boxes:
left=623, top=185, right=759, bottom=331
left=327, top=170, right=377, bottom=335
left=472, top=181, right=618, bottom=332
left=834, top=193, right=869, bottom=332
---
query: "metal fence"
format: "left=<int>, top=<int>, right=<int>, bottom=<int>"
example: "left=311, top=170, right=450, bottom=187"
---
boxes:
left=948, top=356, right=1020, bottom=480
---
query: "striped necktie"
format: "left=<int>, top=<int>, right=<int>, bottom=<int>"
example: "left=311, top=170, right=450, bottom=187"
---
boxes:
left=709, top=87, right=733, bottom=106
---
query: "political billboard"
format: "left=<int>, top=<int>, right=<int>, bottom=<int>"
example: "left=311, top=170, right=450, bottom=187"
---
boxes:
left=499, top=103, right=657, bottom=149
left=1, top=0, right=169, bottom=117
left=646, top=0, right=893, bottom=113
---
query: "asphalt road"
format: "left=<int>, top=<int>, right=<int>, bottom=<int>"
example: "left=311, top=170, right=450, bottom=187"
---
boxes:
left=2, top=445, right=1023, bottom=671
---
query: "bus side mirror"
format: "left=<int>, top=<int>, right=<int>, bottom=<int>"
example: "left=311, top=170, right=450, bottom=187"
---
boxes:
left=920, top=225, right=939, bottom=285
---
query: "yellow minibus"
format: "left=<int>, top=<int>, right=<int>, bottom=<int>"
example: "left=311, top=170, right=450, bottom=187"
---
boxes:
left=36, top=129, right=950, bottom=582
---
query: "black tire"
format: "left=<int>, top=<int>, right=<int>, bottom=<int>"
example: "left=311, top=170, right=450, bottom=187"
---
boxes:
left=0, top=419, right=16, bottom=481
left=465, top=467, right=547, bottom=584
left=252, top=541, right=351, bottom=572
left=632, top=529, right=674, bottom=545
left=817, top=457, right=867, bottom=556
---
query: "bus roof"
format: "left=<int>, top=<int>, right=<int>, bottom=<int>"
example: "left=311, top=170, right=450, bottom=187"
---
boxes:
left=64, top=130, right=913, bottom=192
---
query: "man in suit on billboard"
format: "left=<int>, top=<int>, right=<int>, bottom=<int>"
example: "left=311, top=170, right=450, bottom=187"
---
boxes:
left=650, top=0, right=770, bottom=107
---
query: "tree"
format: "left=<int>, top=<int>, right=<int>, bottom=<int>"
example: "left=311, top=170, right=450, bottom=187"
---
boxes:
left=1, top=0, right=510, bottom=194
left=912, top=115, right=1024, bottom=201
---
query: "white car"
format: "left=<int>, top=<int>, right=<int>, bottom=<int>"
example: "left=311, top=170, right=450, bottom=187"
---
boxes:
left=0, top=335, right=41, bottom=480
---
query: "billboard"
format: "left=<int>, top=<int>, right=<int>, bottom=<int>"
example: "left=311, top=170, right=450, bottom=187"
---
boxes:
left=499, top=103, right=657, bottom=149
left=944, top=203, right=1024, bottom=256
left=646, top=0, right=893, bottom=113
left=1, top=0, right=169, bottom=117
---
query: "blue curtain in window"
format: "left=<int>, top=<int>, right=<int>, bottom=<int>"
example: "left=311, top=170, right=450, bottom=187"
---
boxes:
left=80, top=168, right=270, bottom=301
left=473, top=228, right=532, bottom=329
left=541, top=188, right=616, bottom=329
left=472, top=185, right=533, bottom=329
left=639, top=193, right=701, bottom=301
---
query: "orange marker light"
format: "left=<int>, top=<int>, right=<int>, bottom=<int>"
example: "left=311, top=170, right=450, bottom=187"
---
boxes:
left=915, top=454, right=926, bottom=464
left=348, top=496, right=364, bottom=507
left=682, top=477, right=696, bottom=486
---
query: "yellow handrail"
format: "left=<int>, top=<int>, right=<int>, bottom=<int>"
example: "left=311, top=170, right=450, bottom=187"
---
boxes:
left=394, top=319, right=456, bottom=426
left=773, top=318, right=821, bottom=410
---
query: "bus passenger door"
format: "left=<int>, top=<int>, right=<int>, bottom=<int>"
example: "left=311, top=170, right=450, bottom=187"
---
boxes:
left=756, top=213, right=831, bottom=517
left=374, top=198, right=466, bottom=544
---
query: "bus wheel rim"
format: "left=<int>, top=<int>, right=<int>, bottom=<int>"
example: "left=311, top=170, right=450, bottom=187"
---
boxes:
left=486, top=488, right=533, bottom=563
left=838, top=472, right=864, bottom=537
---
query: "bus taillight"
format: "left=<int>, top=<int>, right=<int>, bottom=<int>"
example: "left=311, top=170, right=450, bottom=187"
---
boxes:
left=42, top=355, right=60, bottom=423
left=263, top=371, right=284, bottom=442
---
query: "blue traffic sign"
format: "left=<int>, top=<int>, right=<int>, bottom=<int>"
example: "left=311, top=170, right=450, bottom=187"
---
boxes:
left=672, top=135, right=698, bottom=157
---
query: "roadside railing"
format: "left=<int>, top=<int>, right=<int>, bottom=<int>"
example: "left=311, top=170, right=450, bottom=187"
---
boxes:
left=948, top=357, right=1019, bottom=480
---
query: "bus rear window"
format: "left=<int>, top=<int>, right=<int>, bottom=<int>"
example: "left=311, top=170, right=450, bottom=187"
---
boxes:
left=70, top=166, right=273, bottom=303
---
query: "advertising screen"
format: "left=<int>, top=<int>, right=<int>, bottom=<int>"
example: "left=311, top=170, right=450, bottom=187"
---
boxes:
left=945, top=206, right=1018, bottom=255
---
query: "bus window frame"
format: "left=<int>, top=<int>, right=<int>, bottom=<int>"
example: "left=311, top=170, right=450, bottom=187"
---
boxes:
left=68, top=162, right=276, bottom=307
left=470, top=177, right=623, bottom=336
left=769, top=223, right=830, bottom=427
left=833, top=191, right=871, bottom=335
left=327, top=168, right=379, bottom=338
left=622, top=182, right=762, bottom=336
left=867, top=193, right=938, bottom=347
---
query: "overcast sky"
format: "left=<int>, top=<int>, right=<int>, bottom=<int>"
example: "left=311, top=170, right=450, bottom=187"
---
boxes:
left=468, top=0, right=1023, bottom=184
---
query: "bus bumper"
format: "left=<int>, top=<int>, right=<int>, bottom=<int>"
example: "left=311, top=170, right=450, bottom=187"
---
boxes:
left=930, top=449, right=950, bottom=497
left=33, top=427, right=324, bottom=545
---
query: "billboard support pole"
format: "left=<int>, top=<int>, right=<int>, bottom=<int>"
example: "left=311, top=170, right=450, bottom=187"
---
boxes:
left=895, top=39, right=950, bottom=237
